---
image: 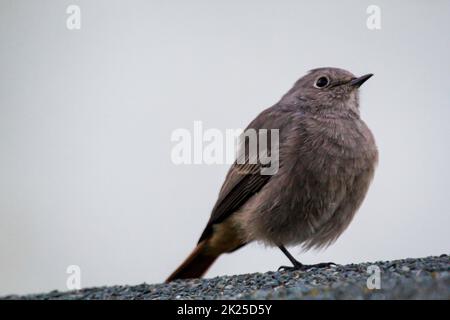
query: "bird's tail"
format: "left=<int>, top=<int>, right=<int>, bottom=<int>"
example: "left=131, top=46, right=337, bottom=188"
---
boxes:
left=166, top=240, right=219, bottom=282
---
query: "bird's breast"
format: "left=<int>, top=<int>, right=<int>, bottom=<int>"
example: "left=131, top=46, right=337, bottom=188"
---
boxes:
left=295, top=117, right=378, bottom=177
left=236, top=116, right=378, bottom=248
left=264, top=117, right=378, bottom=246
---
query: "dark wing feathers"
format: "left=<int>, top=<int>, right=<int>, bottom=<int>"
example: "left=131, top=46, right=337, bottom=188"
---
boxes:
left=198, top=163, right=270, bottom=242
left=198, top=106, right=288, bottom=243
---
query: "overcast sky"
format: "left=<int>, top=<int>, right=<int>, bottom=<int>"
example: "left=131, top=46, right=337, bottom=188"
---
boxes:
left=1, top=0, right=449, bottom=295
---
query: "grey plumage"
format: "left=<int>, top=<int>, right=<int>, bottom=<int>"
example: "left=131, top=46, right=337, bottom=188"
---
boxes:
left=167, top=67, right=378, bottom=281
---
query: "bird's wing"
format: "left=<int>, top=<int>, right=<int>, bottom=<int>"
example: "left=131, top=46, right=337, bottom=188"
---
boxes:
left=198, top=162, right=271, bottom=242
left=198, top=106, right=288, bottom=242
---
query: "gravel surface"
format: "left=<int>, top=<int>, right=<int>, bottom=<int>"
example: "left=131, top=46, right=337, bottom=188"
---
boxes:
left=3, top=255, right=449, bottom=300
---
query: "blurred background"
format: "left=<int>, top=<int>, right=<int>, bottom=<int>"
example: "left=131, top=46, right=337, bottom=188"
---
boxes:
left=0, top=0, right=449, bottom=295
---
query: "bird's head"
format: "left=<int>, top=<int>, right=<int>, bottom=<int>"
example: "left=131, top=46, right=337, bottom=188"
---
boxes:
left=281, top=67, right=373, bottom=116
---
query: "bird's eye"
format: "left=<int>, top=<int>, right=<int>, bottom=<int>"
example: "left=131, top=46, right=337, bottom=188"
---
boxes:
left=314, top=76, right=329, bottom=88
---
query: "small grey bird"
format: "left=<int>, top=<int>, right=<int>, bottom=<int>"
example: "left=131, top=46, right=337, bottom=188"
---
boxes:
left=167, top=67, right=378, bottom=281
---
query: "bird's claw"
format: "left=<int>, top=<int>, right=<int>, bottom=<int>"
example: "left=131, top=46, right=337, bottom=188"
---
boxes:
left=278, top=265, right=294, bottom=272
left=278, top=262, right=337, bottom=272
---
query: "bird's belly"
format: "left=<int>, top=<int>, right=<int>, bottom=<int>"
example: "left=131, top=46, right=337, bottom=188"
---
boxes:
left=237, top=143, right=376, bottom=249
left=300, top=153, right=374, bottom=245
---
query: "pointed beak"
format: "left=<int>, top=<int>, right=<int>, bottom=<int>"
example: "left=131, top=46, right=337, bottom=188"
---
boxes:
left=349, top=73, right=373, bottom=88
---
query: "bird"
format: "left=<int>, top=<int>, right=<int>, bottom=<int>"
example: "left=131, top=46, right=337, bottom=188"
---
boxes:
left=166, top=67, right=378, bottom=282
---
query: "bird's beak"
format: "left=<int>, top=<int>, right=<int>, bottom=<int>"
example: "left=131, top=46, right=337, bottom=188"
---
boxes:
left=349, top=74, right=373, bottom=88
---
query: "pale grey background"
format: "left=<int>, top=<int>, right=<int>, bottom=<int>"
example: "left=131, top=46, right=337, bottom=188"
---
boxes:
left=1, top=0, right=449, bottom=295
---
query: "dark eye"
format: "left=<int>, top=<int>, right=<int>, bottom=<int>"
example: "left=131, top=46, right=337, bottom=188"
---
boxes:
left=314, top=76, right=329, bottom=88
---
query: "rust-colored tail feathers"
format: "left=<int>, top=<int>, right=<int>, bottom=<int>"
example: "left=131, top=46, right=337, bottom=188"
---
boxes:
left=166, top=240, right=219, bottom=282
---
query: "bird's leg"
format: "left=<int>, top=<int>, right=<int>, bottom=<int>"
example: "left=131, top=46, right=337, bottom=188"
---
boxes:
left=278, top=245, right=303, bottom=270
left=277, top=245, right=336, bottom=271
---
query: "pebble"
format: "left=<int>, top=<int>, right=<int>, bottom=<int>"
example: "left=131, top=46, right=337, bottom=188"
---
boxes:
left=2, top=255, right=449, bottom=300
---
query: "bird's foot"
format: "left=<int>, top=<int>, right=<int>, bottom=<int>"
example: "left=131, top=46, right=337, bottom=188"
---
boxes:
left=278, top=262, right=337, bottom=272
